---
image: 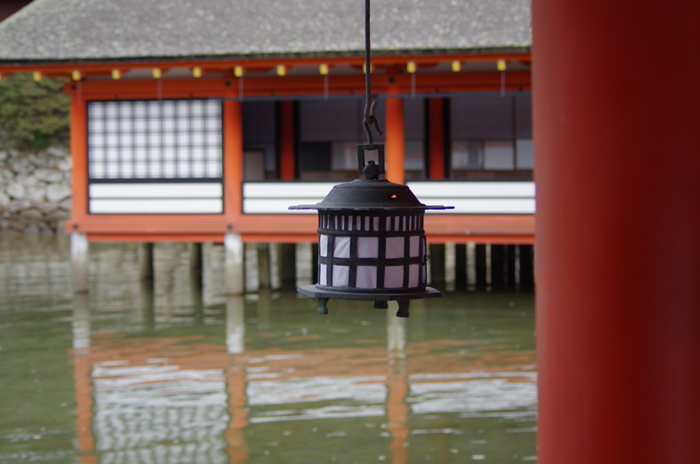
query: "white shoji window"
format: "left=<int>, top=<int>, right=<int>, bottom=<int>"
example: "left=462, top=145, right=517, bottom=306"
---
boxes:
left=87, top=99, right=222, bottom=180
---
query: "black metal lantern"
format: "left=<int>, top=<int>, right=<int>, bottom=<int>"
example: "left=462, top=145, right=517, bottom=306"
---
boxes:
left=289, top=0, right=452, bottom=317
left=290, top=145, right=452, bottom=317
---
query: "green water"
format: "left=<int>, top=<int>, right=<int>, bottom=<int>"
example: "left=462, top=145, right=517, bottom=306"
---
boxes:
left=0, top=236, right=536, bottom=463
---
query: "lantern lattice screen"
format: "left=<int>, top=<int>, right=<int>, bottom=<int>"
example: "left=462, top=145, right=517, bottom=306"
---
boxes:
left=318, top=212, right=427, bottom=291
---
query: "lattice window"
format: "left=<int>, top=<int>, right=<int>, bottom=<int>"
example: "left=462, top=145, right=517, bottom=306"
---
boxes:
left=87, top=99, right=222, bottom=181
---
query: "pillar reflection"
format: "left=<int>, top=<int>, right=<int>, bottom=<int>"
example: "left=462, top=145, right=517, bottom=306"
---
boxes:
left=387, top=303, right=409, bottom=464
left=190, top=263, right=204, bottom=324
left=138, top=278, right=155, bottom=331
left=387, top=305, right=406, bottom=353
left=72, top=293, right=91, bottom=349
left=226, top=295, right=245, bottom=354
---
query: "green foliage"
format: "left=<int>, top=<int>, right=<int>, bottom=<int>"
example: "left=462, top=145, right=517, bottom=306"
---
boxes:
left=0, top=73, right=70, bottom=153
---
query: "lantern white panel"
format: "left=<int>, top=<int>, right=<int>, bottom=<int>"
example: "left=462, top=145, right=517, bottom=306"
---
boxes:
left=356, top=266, right=377, bottom=289
left=334, top=237, right=351, bottom=258
left=319, top=235, right=329, bottom=257
left=410, top=236, right=420, bottom=257
left=332, top=265, right=349, bottom=287
left=384, top=266, right=404, bottom=289
left=358, top=237, right=379, bottom=258
left=386, top=237, right=405, bottom=259
left=409, top=264, right=420, bottom=288
left=319, top=264, right=328, bottom=285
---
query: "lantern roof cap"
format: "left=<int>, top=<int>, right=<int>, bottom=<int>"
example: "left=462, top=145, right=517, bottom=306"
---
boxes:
left=290, top=178, right=452, bottom=212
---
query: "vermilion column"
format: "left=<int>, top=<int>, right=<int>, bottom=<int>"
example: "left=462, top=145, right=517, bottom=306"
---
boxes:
left=223, top=96, right=242, bottom=219
left=533, top=2, right=700, bottom=464
left=427, top=98, right=445, bottom=180
left=69, top=89, right=88, bottom=223
left=279, top=100, right=296, bottom=180
left=385, top=89, right=405, bottom=184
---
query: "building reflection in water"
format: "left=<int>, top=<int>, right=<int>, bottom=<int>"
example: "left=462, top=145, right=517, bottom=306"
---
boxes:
left=69, top=244, right=536, bottom=463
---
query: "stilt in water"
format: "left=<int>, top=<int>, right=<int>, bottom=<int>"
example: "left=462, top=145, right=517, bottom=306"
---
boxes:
left=71, top=233, right=89, bottom=293
left=139, top=242, right=154, bottom=281
left=429, top=244, right=446, bottom=286
left=475, top=244, right=487, bottom=290
left=491, top=244, right=505, bottom=289
left=519, top=244, right=535, bottom=289
left=455, top=244, right=467, bottom=289
left=257, top=243, right=271, bottom=289
left=506, top=244, right=517, bottom=289
left=225, top=233, right=244, bottom=295
left=279, top=243, right=296, bottom=288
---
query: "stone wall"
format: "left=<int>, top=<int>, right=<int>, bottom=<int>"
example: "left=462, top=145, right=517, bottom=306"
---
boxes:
left=0, top=147, right=72, bottom=234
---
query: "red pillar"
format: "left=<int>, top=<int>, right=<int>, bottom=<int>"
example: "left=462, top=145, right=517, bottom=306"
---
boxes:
left=279, top=100, right=296, bottom=180
left=427, top=98, right=445, bottom=180
left=385, top=89, right=405, bottom=184
left=533, top=2, right=700, bottom=464
left=223, top=96, right=242, bottom=219
left=69, top=90, right=87, bottom=223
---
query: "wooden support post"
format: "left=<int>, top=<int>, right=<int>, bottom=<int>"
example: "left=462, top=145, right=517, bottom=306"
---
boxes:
left=279, top=243, right=296, bottom=287
left=519, top=244, right=534, bottom=289
left=506, top=244, right=517, bottom=289
left=225, top=233, right=244, bottom=295
left=71, top=232, right=89, bottom=293
left=269, top=243, right=282, bottom=290
left=244, top=242, right=260, bottom=294
left=138, top=242, right=154, bottom=281
left=189, top=243, right=203, bottom=271
left=455, top=244, right=467, bottom=289
left=139, top=278, right=155, bottom=330
left=490, top=244, right=505, bottom=289
left=428, top=244, right=445, bottom=286
left=257, top=243, right=271, bottom=289
left=188, top=243, right=203, bottom=297
left=295, top=242, right=313, bottom=287
left=475, top=244, right=487, bottom=289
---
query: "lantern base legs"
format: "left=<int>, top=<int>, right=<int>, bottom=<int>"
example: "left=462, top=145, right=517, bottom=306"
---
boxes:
left=318, top=298, right=329, bottom=315
left=396, top=300, right=409, bottom=318
left=374, top=300, right=389, bottom=309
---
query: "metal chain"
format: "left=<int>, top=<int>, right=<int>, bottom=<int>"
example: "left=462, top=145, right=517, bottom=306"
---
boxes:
left=362, top=0, right=382, bottom=145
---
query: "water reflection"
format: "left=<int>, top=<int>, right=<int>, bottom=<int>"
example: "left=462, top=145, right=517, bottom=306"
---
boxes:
left=0, top=237, right=537, bottom=463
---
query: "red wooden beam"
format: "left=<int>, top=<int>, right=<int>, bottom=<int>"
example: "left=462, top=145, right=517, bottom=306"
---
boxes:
left=0, top=52, right=531, bottom=78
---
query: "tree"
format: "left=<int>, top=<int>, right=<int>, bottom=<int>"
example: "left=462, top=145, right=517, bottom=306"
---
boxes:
left=0, top=73, right=70, bottom=153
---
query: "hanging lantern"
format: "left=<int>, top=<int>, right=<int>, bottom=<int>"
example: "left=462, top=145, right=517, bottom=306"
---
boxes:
left=290, top=145, right=452, bottom=317
left=290, top=0, right=452, bottom=317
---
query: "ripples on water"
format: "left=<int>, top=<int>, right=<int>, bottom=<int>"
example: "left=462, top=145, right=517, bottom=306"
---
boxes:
left=0, top=236, right=536, bottom=463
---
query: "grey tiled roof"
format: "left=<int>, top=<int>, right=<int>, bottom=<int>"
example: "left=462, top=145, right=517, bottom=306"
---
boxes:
left=0, top=0, right=531, bottom=63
